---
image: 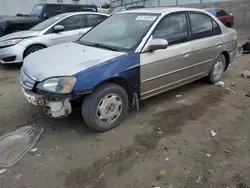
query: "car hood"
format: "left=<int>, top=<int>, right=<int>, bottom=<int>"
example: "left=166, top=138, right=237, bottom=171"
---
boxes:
left=0, top=30, right=40, bottom=41
left=23, top=42, right=126, bottom=81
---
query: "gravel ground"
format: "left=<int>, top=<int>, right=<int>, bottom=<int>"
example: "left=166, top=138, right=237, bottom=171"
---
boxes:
left=0, top=27, right=249, bottom=188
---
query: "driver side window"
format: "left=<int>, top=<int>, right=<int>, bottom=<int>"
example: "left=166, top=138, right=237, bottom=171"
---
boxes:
left=152, top=13, right=188, bottom=46
left=57, top=15, right=84, bottom=32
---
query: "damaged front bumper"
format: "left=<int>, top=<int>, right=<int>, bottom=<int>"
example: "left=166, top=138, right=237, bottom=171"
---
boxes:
left=22, top=88, right=72, bottom=118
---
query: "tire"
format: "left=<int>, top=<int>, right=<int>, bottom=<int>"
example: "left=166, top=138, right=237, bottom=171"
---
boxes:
left=24, top=45, right=45, bottom=58
left=208, top=54, right=226, bottom=84
left=227, top=23, right=231, bottom=28
left=82, top=83, right=129, bottom=132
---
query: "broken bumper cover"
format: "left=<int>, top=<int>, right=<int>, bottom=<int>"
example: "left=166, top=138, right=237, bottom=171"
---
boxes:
left=22, top=88, right=72, bottom=118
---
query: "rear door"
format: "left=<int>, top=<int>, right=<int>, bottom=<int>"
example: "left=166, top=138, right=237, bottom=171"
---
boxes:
left=188, top=12, right=223, bottom=75
left=48, top=14, right=86, bottom=45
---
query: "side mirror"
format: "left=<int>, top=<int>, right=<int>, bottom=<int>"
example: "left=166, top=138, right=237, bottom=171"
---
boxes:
left=53, top=25, right=64, bottom=33
left=144, top=39, right=168, bottom=52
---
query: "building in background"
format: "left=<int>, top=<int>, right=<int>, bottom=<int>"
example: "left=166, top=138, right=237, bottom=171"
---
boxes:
left=110, top=0, right=230, bottom=8
left=0, top=0, right=87, bottom=16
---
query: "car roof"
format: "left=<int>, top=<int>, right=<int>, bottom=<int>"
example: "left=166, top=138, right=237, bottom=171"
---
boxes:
left=36, top=3, right=97, bottom=7
left=57, top=12, right=109, bottom=17
left=204, top=8, right=222, bottom=11
left=118, top=7, right=209, bottom=15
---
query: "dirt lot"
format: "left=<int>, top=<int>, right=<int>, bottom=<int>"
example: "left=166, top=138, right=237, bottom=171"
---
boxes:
left=0, top=27, right=250, bottom=188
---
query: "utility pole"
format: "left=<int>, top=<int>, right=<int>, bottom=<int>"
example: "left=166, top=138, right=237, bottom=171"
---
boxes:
left=176, top=0, right=178, bottom=6
left=3, top=0, right=7, bottom=15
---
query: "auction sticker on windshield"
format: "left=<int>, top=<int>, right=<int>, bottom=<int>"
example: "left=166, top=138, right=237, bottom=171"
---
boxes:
left=135, top=16, right=157, bottom=21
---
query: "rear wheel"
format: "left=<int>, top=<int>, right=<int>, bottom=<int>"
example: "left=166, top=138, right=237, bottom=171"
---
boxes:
left=226, top=22, right=231, bottom=28
left=82, top=83, right=128, bottom=132
left=24, top=45, right=46, bottom=58
left=208, top=54, right=226, bottom=84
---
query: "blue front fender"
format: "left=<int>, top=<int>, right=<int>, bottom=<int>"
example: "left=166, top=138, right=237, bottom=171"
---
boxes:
left=74, top=53, right=140, bottom=97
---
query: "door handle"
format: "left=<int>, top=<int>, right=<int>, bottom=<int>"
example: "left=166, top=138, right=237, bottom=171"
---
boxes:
left=216, top=42, right=222, bottom=48
left=182, top=50, right=190, bottom=57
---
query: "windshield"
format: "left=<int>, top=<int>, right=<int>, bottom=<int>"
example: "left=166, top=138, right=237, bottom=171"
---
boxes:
left=30, top=15, right=65, bottom=31
left=79, top=13, right=159, bottom=52
left=31, top=5, right=44, bottom=17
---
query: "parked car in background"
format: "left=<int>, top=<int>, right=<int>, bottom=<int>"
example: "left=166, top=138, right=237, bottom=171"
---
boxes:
left=0, top=12, right=108, bottom=64
left=97, top=6, right=110, bottom=14
left=0, top=4, right=98, bottom=37
left=206, top=8, right=234, bottom=27
left=20, top=7, right=238, bottom=132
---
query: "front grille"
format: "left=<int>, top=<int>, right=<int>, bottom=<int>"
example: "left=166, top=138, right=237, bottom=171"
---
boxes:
left=20, top=68, right=36, bottom=90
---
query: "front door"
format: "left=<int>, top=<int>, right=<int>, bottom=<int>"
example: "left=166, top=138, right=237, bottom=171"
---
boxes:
left=140, top=13, right=195, bottom=99
left=49, top=15, right=87, bottom=46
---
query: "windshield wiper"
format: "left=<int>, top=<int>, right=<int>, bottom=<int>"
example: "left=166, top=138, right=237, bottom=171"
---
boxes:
left=94, top=43, right=118, bottom=51
left=78, top=41, right=118, bottom=51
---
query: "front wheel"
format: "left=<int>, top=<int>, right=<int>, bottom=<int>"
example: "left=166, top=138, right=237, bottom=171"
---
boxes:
left=24, top=45, right=45, bottom=58
left=208, top=54, right=226, bottom=84
left=82, top=83, right=129, bottom=132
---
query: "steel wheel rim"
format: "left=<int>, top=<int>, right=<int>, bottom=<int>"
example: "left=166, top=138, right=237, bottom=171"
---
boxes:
left=96, top=93, right=123, bottom=125
left=31, top=49, right=40, bottom=53
left=213, top=58, right=224, bottom=80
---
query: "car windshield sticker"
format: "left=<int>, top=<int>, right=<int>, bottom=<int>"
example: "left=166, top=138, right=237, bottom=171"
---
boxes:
left=135, top=16, right=157, bottom=21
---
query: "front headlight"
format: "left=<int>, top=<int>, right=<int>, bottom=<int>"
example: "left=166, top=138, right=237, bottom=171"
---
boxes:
left=0, top=39, right=22, bottom=47
left=37, top=76, right=77, bottom=94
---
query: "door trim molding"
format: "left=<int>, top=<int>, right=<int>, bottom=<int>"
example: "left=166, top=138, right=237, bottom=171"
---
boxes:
left=141, top=71, right=208, bottom=99
left=141, top=58, right=213, bottom=83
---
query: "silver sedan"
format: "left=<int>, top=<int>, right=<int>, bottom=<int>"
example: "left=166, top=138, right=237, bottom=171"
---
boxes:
left=20, top=7, right=238, bottom=131
left=0, top=12, right=108, bottom=64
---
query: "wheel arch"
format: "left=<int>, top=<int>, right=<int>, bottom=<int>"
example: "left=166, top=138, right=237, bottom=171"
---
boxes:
left=23, top=44, right=47, bottom=59
left=221, top=51, right=230, bottom=70
left=93, top=77, right=133, bottom=101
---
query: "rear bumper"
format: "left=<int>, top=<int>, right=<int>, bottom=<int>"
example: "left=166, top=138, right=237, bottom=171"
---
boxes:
left=0, top=44, right=25, bottom=64
left=22, top=88, right=72, bottom=118
left=229, top=48, right=237, bottom=63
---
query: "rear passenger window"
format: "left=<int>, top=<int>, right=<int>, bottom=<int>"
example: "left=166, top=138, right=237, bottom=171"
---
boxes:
left=86, top=15, right=107, bottom=27
left=189, top=13, right=213, bottom=40
left=65, top=5, right=82, bottom=12
left=212, top=20, right=222, bottom=35
left=152, top=13, right=188, bottom=46
left=46, top=5, right=64, bottom=17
